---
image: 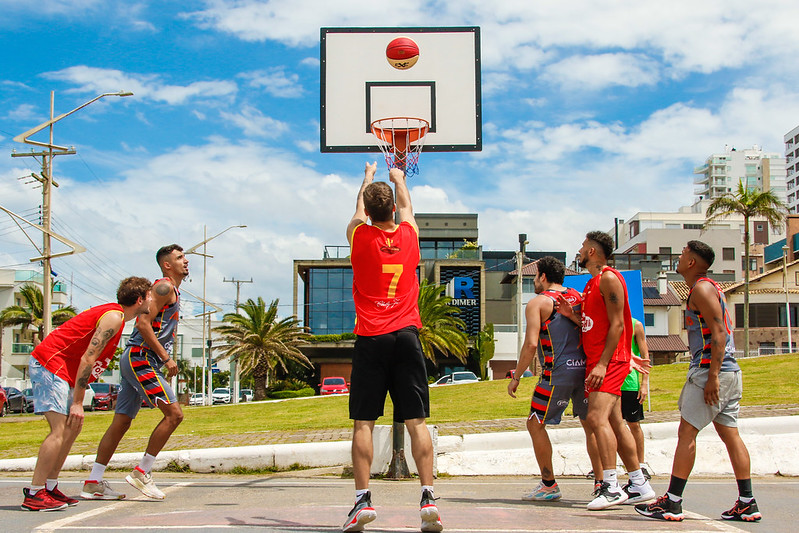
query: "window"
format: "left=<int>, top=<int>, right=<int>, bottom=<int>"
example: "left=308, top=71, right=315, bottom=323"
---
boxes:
left=683, top=223, right=703, bottom=230
left=644, top=313, right=655, bottom=327
left=658, top=247, right=671, bottom=255
left=722, top=247, right=735, bottom=260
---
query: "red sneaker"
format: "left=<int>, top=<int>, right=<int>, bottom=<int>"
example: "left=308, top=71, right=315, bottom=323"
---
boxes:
left=21, top=487, right=69, bottom=511
left=48, top=484, right=79, bottom=506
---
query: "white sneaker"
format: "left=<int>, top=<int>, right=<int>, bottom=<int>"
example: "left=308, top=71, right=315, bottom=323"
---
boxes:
left=125, top=468, right=165, bottom=499
left=587, top=481, right=628, bottom=510
left=81, top=480, right=126, bottom=500
left=622, top=480, right=656, bottom=505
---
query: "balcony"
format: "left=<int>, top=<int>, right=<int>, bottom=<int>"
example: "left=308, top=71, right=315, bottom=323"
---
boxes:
left=12, top=343, right=34, bottom=355
left=693, top=164, right=709, bottom=175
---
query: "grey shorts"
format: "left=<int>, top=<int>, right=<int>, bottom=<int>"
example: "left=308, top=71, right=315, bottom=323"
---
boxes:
left=529, top=378, right=589, bottom=424
left=115, top=346, right=177, bottom=419
left=678, top=367, right=742, bottom=430
left=29, top=356, right=72, bottom=415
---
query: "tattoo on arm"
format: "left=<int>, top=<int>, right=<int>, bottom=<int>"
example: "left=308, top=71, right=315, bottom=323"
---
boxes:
left=155, top=283, right=171, bottom=297
left=77, top=367, right=92, bottom=389
left=608, top=292, right=618, bottom=304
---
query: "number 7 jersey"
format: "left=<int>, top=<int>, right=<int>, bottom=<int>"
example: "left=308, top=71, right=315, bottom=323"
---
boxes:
left=350, top=221, right=422, bottom=336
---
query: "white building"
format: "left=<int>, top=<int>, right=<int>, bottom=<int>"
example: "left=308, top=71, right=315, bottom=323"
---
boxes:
left=694, top=145, right=786, bottom=206
left=785, top=125, right=799, bottom=214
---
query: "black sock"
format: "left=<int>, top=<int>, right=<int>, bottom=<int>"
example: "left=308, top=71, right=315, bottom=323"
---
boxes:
left=542, top=478, right=556, bottom=487
left=667, top=475, right=687, bottom=498
left=736, top=478, right=753, bottom=499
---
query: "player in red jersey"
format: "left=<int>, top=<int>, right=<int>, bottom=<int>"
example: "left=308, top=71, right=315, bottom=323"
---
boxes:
left=22, top=277, right=151, bottom=512
left=558, top=231, right=654, bottom=511
left=342, top=162, right=441, bottom=533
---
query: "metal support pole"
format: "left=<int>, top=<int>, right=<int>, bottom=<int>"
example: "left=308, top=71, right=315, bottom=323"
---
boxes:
left=784, top=245, right=793, bottom=352
left=224, top=277, right=252, bottom=403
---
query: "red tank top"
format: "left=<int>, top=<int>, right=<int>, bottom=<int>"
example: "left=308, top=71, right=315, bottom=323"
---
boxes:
left=350, top=221, right=422, bottom=336
left=32, top=303, right=124, bottom=387
left=580, top=266, right=632, bottom=365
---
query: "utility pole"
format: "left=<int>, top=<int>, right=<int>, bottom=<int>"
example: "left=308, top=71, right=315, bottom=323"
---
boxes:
left=223, top=277, right=252, bottom=403
left=516, top=233, right=528, bottom=359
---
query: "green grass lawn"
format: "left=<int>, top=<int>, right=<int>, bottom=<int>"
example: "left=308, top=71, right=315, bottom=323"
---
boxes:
left=1, top=354, right=796, bottom=460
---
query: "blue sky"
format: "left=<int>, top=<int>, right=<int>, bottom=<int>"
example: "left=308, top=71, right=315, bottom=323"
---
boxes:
left=2, top=0, right=799, bottom=318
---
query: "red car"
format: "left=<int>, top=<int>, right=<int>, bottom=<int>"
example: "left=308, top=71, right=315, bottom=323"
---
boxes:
left=0, top=387, right=7, bottom=417
left=89, top=382, right=119, bottom=411
left=319, top=376, right=349, bottom=396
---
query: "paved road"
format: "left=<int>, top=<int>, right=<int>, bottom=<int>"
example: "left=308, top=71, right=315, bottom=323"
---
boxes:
left=1, top=472, right=795, bottom=532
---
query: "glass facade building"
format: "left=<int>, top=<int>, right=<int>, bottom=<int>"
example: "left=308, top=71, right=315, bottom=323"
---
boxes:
left=304, top=267, right=356, bottom=335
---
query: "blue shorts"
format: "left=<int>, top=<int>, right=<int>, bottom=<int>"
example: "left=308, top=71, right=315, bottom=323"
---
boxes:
left=116, top=346, right=177, bottom=419
left=29, top=356, right=72, bottom=416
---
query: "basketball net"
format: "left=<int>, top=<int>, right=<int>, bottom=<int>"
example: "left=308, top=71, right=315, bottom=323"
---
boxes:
left=370, top=117, right=429, bottom=177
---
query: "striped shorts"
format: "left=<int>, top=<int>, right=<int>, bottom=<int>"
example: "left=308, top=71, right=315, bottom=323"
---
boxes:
left=116, top=346, right=177, bottom=419
left=529, top=378, right=589, bottom=425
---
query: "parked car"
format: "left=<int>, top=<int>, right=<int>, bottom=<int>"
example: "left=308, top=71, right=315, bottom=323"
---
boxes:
left=89, top=382, right=119, bottom=411
left=2, top=387, right=29, bottom=414
left=0, top=387, right=7, bottom=417
left=22, top=388, right=35, bottom=413
left=212, top=387, right=231, bottom=404
left=83, top=384, right=96, bottom=411
left=505, top=369, right=533, bottom=379
left=430, top=371, right=481, bottom=387
left=319, top=377, right=349, bottom=396
left=239, top=388, right=253, bottom=402
left=189, top=393, right=205, bottom=406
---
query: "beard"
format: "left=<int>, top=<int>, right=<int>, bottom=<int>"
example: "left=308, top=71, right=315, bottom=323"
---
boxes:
left=578, top=256, right=588, bottom=268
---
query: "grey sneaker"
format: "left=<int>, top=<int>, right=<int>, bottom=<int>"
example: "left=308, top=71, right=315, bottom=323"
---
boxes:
left=81, top=479, right=126, bottom=500
left=125, top=468, right=165, bottom=500
left=342, top=490, right=376, bottom=532
left=587, top=481, right=628, bottom=510
left=420, top=489, right=443, bottom=532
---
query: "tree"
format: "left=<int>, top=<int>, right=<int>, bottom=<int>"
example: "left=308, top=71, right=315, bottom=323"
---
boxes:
left=471, top=323, right=495, bottom=380
left=213, top=297, right=311, bottom=401
left=417, top=280, right=469, bottom=363
left=704, top=180, right=787, bottom=355
left=0, top=283, right=77, bottom=344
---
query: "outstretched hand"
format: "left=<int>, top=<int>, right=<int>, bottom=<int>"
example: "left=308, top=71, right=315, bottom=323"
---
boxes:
left=364, top=161, right=377, bottom=182
left=630, top=354, right=651, bottom=375
left=388, top=167, right=405, bottom=184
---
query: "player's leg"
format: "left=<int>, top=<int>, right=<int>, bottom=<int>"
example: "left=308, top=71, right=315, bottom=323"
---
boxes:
left=575, top=387, right=603, bottom=491
left=610, top=401, right=654, bottom=504
left=522, top=379, right=565, bottom=501
left=585, top=391, right=628, bottom=509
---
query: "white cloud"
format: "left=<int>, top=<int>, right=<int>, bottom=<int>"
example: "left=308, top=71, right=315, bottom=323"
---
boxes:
left=239, top=68, right=304, bottom=98
left=542, top=53, right=660, bottom=90
left=219, top=105, right=288, bottom=137
left=5, top=104, right=39, bottom=122
left=44, top=66, right=237, bottom=105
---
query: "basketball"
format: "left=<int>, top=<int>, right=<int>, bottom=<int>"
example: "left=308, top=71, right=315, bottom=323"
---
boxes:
left=386, top=37, right=419, bottom=70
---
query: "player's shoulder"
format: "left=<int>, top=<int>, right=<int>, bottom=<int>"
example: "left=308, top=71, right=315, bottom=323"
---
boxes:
left=152, top=277, right=175, bottom=296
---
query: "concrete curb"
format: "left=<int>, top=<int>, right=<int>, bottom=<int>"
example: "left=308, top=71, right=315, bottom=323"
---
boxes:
left=1, top=416, right=796, bottom=476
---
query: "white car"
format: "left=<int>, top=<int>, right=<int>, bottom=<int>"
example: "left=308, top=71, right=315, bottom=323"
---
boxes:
left=189, top=393, right=205, bottom=406
left=83, top=384, right=96, bottom=411
left=430, top=371, right=480, bottom=387
left=212, top=387, right=231, bottom=404
left=239, top=389, right=253, bottom=402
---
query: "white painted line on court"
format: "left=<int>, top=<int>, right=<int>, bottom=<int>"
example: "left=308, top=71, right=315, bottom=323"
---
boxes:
left=684, top=511, right=747, bottom=532
left=32, top=482, right=192, bottom=533
left=36, top=527, right=748, bottom=532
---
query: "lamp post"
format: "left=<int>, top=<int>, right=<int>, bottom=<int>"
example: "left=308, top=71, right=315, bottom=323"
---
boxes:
left=11, top=90, right=132, bottom=337
left=783, top=245, right=793, bottom=353
left=185, top=224, right=246, bottom=405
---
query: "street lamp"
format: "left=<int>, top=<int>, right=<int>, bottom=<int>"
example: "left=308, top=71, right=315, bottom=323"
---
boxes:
left=185, top=224, right=246, bottom=405
left=11, top=90, right=132, bottom=337
left=783, top=245, right=793, bottom=353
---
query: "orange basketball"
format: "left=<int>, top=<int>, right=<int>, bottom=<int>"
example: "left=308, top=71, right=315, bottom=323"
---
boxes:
left=386, top=37, right=419, bottom=70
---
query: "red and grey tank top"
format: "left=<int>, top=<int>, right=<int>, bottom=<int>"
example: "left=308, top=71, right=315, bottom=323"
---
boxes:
left=127, top=278, right=180, bottom=354
left=538, top=288, right=586, bottom=384
left=32, top=303, right=124, bottom=387
left=686, top=277, right=739, bottom=371
left=350, top=221, right=422, bottom=336
left=581, top=266, right=632, bottom=365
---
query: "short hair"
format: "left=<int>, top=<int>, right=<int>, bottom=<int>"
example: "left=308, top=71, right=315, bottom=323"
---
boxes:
left=536, top=256, right=565, bottom=284
left=116, top=277, right=151, bottom=306
left=363, top=182, right=394, bottom=223
left=156, top=244, right=183, bottom=266
left=585, top=230, right=614, bottom=259
left=687, top=240, right=715, bottom=267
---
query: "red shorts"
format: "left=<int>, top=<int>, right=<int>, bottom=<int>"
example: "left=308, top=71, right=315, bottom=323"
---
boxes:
left=585, top=358, right=630, bottom=396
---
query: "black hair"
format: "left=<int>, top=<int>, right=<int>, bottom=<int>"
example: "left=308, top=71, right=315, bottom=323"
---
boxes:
left=687, top=240, right=715, bottom=267
left=585, top=230, right=614, bottom=259
left=536, top=256, right=565, bottom=284
left=156, top=244, right=183, bottom=266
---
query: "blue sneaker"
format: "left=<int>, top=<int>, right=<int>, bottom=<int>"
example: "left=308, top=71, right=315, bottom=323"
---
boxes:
left=522, top=481, right=562, bottom=501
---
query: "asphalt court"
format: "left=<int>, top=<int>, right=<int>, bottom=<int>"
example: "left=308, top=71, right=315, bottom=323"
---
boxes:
left=1, top=475, right=794, bottom=532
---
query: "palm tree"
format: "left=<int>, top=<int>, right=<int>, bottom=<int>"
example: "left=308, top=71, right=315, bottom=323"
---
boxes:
left=417, top=280, right=469, bottom=363
left=213, top=297, right=311, bottom=400
left=0, top=283, right=77, bottom=345
left=705, top=179, right=787, bottom=355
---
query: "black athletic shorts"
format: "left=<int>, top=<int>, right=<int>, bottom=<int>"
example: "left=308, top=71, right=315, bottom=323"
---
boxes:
left=349, top=325, right=430, bottom=423
left=621, top=389, right=645, bottom=423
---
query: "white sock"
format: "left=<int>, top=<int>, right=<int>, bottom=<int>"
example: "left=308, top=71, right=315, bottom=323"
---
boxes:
left=138, top=453, right=156, bottom=474
left=355, top=488, right=369, bottom=502
left=45, top=479, right=58, bottom=491
left=640, top=463, right=647, bottom=470
left=740, top=495, right=754, bottom=503
left=29, top=484, right=45, bottom=493
left=603, top=469, right=618, bottom=489
left=89, top=462, right=107, bottom=482
left=628, top=469, right=645, bottom=486
left=422, top=485, right=435, bottom=498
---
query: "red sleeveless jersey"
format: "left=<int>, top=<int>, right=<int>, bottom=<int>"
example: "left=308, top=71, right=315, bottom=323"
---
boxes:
left=32, top=303, right=124, bottom=387
left=580, top=266, right=632, bottom=365
left=350, top=221, right=422, bottom=336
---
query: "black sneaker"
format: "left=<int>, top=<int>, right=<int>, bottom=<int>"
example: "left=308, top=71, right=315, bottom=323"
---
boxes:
left=721, top=498, right=762, bottom=522
left=635, top=494, right=684, bottom=521
left=342, top=491, right=377, bottom=532
left=420, top=489, right=443, bottom=532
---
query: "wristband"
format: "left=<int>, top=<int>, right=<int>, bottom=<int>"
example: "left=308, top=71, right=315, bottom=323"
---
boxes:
left=512, top=377, right=520, bottom=382
left=161, top=356, right=171, bottom=364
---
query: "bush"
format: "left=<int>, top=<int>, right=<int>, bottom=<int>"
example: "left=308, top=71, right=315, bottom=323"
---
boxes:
left=267, top=379, right=310, bottom=393
left=267, top=387, right=315, bottom=399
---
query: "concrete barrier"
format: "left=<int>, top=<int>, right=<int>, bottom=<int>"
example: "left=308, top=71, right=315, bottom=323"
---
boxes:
left=0, top=417, right=795, bottom=476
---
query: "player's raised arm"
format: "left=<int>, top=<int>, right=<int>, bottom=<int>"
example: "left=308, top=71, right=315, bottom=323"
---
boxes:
left=347, top=162, right=377, bottom=245
left=390, top=167, right=417, bottom=233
